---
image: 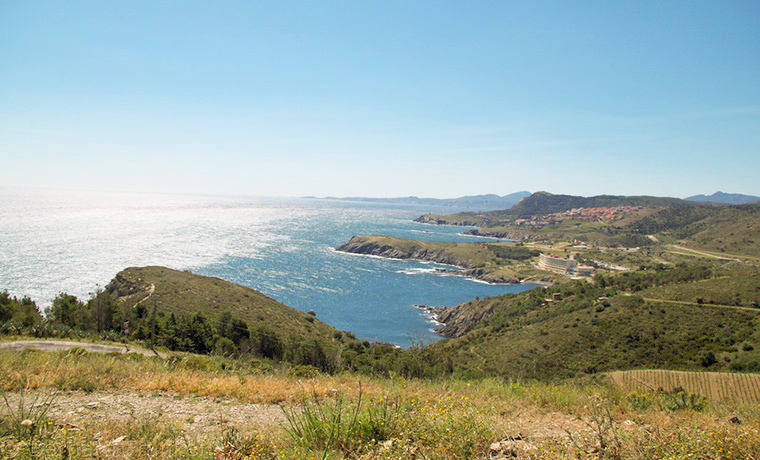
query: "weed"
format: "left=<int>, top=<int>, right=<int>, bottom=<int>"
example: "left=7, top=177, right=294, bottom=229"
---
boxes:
left=1, top=381, right=58, bottom=459
left=662, top=386, right=708, bottom=412
left=280, top=382, right=409, bottom=459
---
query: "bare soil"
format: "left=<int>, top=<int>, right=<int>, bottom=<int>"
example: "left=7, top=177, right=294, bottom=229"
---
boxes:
left=3, top=389, right=285, bottom=442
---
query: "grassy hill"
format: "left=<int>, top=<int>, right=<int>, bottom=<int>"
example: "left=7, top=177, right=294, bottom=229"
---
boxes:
left=430, top=272, right=760, bottom=380
left=107, top=266, right=341, bottom=343
left=679, top=203, right=760, bottom=258
left=502, top=191, right=694, bottom=218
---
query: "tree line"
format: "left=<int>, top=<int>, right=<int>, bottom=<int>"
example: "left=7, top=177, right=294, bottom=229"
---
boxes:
left=0, top=289, right=448, bottom=379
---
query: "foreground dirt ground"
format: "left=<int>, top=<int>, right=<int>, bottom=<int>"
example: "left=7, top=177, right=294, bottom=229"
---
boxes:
left=3, top=389, right=285, bottom=441
left=2, top=388, right=592, bottom=456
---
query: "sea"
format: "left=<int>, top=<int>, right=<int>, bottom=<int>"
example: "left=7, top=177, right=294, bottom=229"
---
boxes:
left=0, top=187, right=539, bottom=347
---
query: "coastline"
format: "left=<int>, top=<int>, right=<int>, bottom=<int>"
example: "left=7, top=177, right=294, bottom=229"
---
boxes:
left=335, top=245, right=532, bottom=286
left=335, top=236, right=555, bottom=286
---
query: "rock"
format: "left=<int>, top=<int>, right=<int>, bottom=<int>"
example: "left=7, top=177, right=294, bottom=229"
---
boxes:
left=435, top=301, right=496, bottom=338
left=489, top=439, right=537, bottom=458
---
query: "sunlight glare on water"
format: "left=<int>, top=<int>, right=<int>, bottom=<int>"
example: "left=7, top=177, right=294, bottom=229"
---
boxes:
left=1, top=187, right=538, bottom=347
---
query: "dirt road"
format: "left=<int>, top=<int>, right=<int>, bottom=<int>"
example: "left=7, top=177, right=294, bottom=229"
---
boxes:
left=0, top=340, right=162, bottom=357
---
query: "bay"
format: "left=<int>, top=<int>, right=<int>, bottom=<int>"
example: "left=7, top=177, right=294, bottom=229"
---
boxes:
left=0, top=187, right=538, bottom=347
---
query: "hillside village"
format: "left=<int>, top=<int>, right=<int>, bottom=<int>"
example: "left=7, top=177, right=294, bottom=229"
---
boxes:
left=514, top=205, right=644, bottom=228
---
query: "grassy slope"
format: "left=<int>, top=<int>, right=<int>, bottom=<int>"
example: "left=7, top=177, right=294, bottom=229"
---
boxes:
left=432, top=284, right=760, bottom=380
left=107, top=266, right=341, bottom=342
left=681, top=203, right=760, bottom=258
left=640, top=269, right=760, bottom=308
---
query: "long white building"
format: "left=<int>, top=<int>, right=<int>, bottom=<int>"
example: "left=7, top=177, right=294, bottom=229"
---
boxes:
left=539, top=253, right=595, bottom=277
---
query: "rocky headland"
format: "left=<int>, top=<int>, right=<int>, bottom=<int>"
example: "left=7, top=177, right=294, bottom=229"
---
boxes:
left=336, top=235, right=475, bottom=269
left=335, top=235, right=554, bottom=285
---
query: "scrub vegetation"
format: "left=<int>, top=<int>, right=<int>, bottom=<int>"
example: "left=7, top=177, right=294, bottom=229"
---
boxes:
left=2, top=349, right=760, bottom=459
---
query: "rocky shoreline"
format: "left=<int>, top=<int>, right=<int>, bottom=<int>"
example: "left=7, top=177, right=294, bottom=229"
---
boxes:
left=413, top=215, right=483, bottom=227
left=335, top=235, right=476, bottom=269
left=335, top=235, right=555, bottom=286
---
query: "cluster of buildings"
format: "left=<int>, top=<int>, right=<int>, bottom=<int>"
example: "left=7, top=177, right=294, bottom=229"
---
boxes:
left=514, top=206, right=643, bottom=228
left=538, top=253, right=595, bottom=277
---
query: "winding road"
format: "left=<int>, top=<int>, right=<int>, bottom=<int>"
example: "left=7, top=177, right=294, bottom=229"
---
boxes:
left=0, top=340, right=163, bottom=357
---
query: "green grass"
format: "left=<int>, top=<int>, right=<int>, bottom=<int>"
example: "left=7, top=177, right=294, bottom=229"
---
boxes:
left=431, top=278, right=760, bottom=379
left=640, top=270, right=760, bottom=308
left=108, top=266, right=342, bottom=343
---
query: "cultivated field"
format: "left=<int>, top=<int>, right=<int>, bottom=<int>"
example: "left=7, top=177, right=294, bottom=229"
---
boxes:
left=607, top=369, right=760, bottom=405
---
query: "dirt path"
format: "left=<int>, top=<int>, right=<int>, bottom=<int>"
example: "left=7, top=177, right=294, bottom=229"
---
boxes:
left=0, top=340, right=163, bottom=357
left=668, top=244, right=742, bottom=261
left=641, top=297, right=760, bottom=313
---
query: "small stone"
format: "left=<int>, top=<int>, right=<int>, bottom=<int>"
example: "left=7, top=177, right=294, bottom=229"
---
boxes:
left=490, top=439, right=537, bottom=457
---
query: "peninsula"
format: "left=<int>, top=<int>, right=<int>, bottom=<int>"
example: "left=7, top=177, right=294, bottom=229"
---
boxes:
left=335, top=235, right=557, bottom=284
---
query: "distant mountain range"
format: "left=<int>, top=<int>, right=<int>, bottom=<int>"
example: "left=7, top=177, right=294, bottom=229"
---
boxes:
left=312, top=191, right=532, bottom=211
left=685, top=191, right=760, bottom=205
left=309, top=190, right=759, bottom=211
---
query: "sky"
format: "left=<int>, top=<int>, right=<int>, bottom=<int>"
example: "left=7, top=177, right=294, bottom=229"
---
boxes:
left=1, top=1, right=759, bottom=199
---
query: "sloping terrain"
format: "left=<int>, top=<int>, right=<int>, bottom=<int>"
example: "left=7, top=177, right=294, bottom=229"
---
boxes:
left=106, top=266, right=341, bottom=342
left=430, top=272, right=760, bottom=380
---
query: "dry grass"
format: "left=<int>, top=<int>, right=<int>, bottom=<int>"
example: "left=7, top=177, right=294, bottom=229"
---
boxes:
left=3, top=349, right=760, bottom=459
left=0, top=349, right=386, bottom=404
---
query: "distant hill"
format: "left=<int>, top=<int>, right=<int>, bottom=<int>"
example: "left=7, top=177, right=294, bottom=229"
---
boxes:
left=416, top=191, right=702, bottom=226
left=315, top=191, right=531, bottom=211
left=685, top=191, right=760, bottom=205
left=416, top=192, right=760, bottom=257
left=106, top=266, right=341, bottom=342
left=503, top=191, right=695, bottom=218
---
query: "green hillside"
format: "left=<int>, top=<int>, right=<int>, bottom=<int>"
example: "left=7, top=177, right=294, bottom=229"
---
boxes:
left=107, top=266, right=339, bottom=342
left=430, top=269, right=760, bottom=380
left=416, top=191, right=700, bottom=226
left=502, top=191, right=694, bottom=218
left=680, top=203, right=760, bottom=258
left=336, top=192, right=760, bottom=382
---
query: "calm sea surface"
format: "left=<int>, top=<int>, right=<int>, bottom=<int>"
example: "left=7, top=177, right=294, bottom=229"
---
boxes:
left=0, top=187, right=538, bottom=347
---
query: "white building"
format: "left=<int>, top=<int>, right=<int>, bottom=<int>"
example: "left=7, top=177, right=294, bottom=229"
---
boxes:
left=539, top=253, right=595, bottom=277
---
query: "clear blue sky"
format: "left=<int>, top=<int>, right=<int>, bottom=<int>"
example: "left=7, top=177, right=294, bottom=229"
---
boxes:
left=2, top=1, right=758, bottom=199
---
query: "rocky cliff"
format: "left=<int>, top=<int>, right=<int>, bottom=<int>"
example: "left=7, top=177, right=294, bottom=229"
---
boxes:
left=434, top=300, right=497, bottom=338
left=335, top=236, right=540, bottom=284
left=335, top=235, right=476, bottom=268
